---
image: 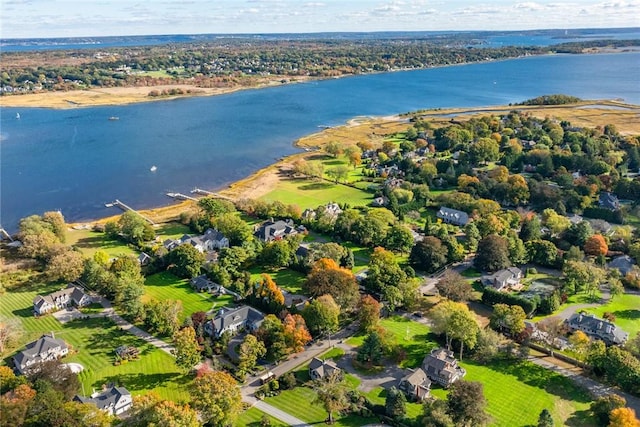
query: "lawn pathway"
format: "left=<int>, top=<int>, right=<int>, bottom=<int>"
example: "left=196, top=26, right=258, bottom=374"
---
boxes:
left=254, top=401, right=311, bottom=427
left=96, top=296, right=175, bottom=356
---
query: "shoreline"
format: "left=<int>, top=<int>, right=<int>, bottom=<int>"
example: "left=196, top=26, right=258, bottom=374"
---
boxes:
left=4, top=48, right=637, bottom=110
left=65, top=100, right=640, bottom=231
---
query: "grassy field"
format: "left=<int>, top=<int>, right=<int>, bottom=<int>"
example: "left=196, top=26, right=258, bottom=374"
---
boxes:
left=261, top=178, right=373, bottom=210
left=61, top=317, right=189, bottom=402
left=249, top=267, right=306, bottom=294
left=237, top=408, right=288, bottom=427
left=364, top=387, right=424, bottom=419
left=584, top=293, right=640, bottom=336
left=143, top=272, right=234, bottom=321
left=347, top=315, right=437, bottom=369
left=66, top=228, right=137, bottom=258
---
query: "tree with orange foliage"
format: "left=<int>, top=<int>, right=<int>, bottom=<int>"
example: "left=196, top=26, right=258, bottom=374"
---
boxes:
left=584, top=234, right=608, bottom=256
left=256, top=273, right=285, bottom=308
left=608, top=407, right=640, bottom=427
left=0, top=384, right=37, bottom=426
left=305, top=258, right=358, bottom=310
left=283, top=314, right=312, bottom=353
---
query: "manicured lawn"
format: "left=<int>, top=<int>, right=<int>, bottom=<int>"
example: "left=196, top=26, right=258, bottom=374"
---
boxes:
left=249, top=267, right=306, bottom=294
left=66, top=228, right=137, bottom=258
left=262, top=178, right=373, bottom=209
left=265, top=387, right=378, bottom=426
left=155, top=222, right=191, bottom=240
left=364, top=387, right=424, bottom=420
left=458, top=359, right=595, bottom=427
left=346, top=315, right=437, bottom=369
left=237, top=408, right=287, bottom=427
left=60, top=317, right=189, bottom=402
left=584, top=293, right=640, bottom=336
left=143, top=272, right=234, bottom=321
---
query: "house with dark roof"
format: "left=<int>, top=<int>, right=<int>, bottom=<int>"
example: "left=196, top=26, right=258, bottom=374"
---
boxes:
left=608, top=255, right=636, bottom=276
left=137, top=252, right=152, bottom=266
left=74, top=386, right=132, bottom=415
left=566, top=312, right=628, bottom=346
left=309, top=357, right=341, bottom=380
left=398, top=368, right=431, bottom=401
left=204, top=305, right=265, bottom=338
left=13, top=334, right=69, bottom=374
left=481, top=267, right=522, bottom=291
left=599, top=192, right=620, bottom=210
left=190, top=274, right=220, bottom=293
left=282, top=290, right=309, bottom=311
left=33, top=284, right=92, bottom=316
left=422, top=348, right=466, bottom=388
left=436, top=207, right=469, bottom=226
left=254, top=219, right=298, bottom=242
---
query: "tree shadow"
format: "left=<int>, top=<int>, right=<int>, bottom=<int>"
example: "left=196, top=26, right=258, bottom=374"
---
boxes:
left=613, top=309, right=640, bottom=320
left=103, top=372, right=189, bottom=391
left=299, top=182, right=334, bottom=191
left=565, top=409, right=593, bottom=426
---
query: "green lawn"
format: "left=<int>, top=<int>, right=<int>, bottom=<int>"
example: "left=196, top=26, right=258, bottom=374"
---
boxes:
left=364, top=387, right=424, bottom=420
left=249, top=267, right=307, bottom=294
left=347, top=315, right=437, bottom=369
left=262, top=178, right=373, bottom=210
left=155, top=222, right=192, bottom=240
left=584, top=293, right=640, bottom=336
left=237, top=408, right=288, bottom=427
left=143, top=272, right=234, bottom=321
left=61, top=317, right=189, bottom=402
left=265, top=387, right=378, bottom=426
left=66, top=228, right=136, bottom=258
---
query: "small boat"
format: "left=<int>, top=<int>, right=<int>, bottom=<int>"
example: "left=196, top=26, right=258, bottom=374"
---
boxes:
left=150, top=165, right=157, bottom=172
left=16, top=113, right=20, bottom=119
left=108, top=116, right=119, bottom=121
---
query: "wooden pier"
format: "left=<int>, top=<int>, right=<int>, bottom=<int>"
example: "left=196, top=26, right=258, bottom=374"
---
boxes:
left=191, top=188, right=214, bottom=196
left=166, top=192, right=198, bottom=202
left=0, top=227, right=13, bottom=242
left=104, top=199, right=156, bottom=225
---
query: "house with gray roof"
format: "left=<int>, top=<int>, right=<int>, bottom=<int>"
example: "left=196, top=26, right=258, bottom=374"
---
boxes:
left=422, top=348, right=466, bottom=388
left=137, top=252, right=152, bottom=266
left=190, top=274, right=219, bottom=293
left=204, top=305, right=265, bottom=338
left=599, top=192, right=620, bottom=210
left=436, top=207, right=469, bottom=226
left=398, top=368, right=431, bottom=401
left=33, top=284, right=92, bottom=316
left=13, top=334, right=69, bottom=375
left=74, top=386, right=132, bottom=416
left=309, top=357, right=341, bottom=380
left=566, top=312, right=628, bottom=346
left=608, top=255, right=636, bottom=276
left=481, top=267, right=522, bottom=291
left=254, top=219, right=298, bottom=242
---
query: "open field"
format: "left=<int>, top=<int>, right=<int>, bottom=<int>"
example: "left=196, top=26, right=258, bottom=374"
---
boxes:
left=143, top=272, right=234, bottom=321
left=237, top=408, right=288, bottom=427
left=261, top=178, right=373, bottom=210
left=66, top=228, right=137, bottom=258
left=61, top=317, right=189, bottom=402
left=583, top=293, right=640, bottom=336
left=249, top=267, right=306, bottom=295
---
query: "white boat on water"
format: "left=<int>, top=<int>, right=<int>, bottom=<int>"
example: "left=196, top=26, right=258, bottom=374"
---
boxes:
left=16, top=113, right=20, bottom=119
left=150, top=165, right=157, bottom=172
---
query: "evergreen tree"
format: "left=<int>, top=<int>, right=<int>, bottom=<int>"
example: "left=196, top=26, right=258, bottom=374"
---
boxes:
left=537, top=408, right=554, bottom=427
left=385, top=386, right=407, bottom=420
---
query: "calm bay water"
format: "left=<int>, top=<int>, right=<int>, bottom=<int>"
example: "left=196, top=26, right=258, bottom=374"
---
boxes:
left=1, top=52, right=639, bottom=231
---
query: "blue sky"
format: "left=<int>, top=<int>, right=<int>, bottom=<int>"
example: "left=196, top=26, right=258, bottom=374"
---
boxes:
left=2, top=0, right=639, bottom=39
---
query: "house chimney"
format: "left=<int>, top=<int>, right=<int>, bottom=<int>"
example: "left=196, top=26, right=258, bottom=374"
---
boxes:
left=50, top=331, right=55, bottom=339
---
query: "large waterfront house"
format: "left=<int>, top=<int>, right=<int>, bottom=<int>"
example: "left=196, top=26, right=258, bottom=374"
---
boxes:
left=204, top=305, right=265, bottom=338
left=566, top=312, right=628, bottom=346
left=33, top=284, right=92, bottom=316
left=422, top=348, right=466, bottom=388
left=164, top=228, right=229, bottom=253
left=74, top=386, right=133, bottom=416
left=309, top=357, right=341, bottom=380
left=398, top=368, right=431, bottom=401
left=13, top=334, right=69, bottom=375
left=254, top=219, right=298, bottom=242
left=436, top=207, right=469, bottom=226
left=481, top=267, right=523, bottom=291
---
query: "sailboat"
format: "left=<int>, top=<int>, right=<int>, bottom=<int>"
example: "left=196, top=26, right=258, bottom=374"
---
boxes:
left=16, top=113, right=20, bottom=119
left=150, top=165, right=158, bottom=172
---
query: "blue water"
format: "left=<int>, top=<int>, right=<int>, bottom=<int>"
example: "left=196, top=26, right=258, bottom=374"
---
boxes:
left=1, top=52, right=639, bottom=231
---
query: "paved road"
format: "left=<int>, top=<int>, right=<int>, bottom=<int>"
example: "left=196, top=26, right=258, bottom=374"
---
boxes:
left=554, top=284, right=611, bottom=320
left=96, top=297, right=176, bottom=356
left=528, top=354, right=640, bottom=414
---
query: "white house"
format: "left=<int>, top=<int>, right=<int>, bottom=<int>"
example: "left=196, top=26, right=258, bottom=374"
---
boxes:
left=74, top=386, right=133, bottom=416
left=33, top=284, right=92, bottom=316
left=13, top=335, right=69, bottom=375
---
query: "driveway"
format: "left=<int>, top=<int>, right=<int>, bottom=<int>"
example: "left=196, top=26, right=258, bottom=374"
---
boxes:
left=52, top=307, right=85, bottom=324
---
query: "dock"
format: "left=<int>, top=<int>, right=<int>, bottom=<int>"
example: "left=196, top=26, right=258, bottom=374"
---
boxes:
left=104, top=199, right=156, bottom=225
left=166, top=192, right=198, bottom=202
left=0, top=227, right=13, bottom=242
left=191, top=188, right=214, bottom=196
